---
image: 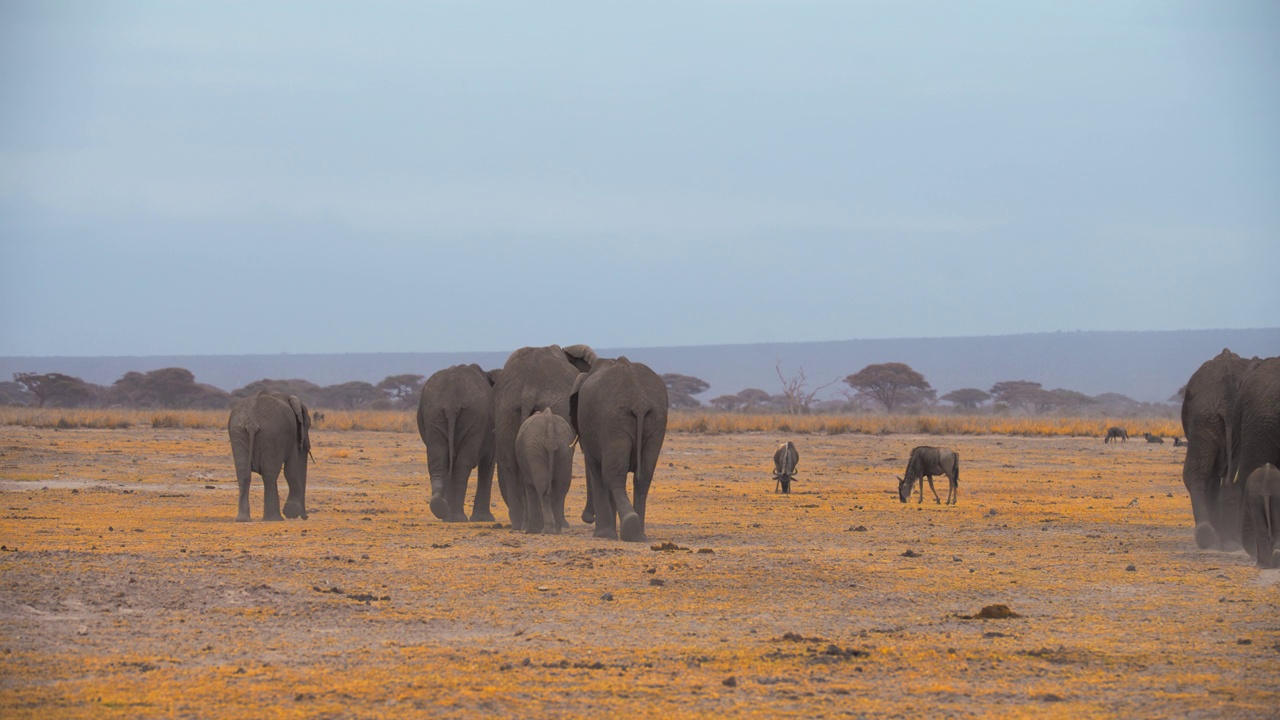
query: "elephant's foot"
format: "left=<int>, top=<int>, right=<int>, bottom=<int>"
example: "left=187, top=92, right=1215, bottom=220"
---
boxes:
left=593, top=526, right=619, bottom=540
left=235, top=513, right=251, bottom=523
left=1194, top=522, right=1218, bottom=550
left=430, top=496, right=450, bottom=521
left=470, top=510, right=496, bottom=523
left=620, top=513, right=645, bottom=543
left=445, top=513, right=469, bottom=523
left=581, top=508, right=595, bottom=524
left=263, top=513, right=284, bottom=522
left=282, top=499, right=305, bottom=519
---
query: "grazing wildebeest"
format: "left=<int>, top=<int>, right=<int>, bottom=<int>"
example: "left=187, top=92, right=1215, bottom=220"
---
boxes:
left=1144, top=432, right=1165, bottom=444
left=773, top=441, right=799, bottom=494
left=1243, top=464, right=1280, bottom=568
left=1104, top=427, right=1128, bottom=443
left=898, top=446, right=959, bottom=505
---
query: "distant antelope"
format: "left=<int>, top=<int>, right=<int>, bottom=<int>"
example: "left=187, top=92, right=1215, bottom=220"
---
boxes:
left=1104, top=427, right=1128, bottom=443
left=1144, top=432, right=1164, bottom=444
left=898, top=446, right=959, bottom=505
left=773, top=441, right=799, bottom=494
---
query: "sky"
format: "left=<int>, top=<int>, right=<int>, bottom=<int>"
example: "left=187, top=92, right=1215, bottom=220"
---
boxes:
left=1, top=1, right=1278, bottom=357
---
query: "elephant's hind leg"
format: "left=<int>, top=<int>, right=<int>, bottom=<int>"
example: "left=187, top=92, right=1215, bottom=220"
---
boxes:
left=260, top=460, right=285, bottom=521
left=234, top=457, right=253, bottom=522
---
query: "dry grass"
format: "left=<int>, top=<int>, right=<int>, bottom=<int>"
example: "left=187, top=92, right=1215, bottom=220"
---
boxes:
left=0, top=407, right=1181, bottom=439
left=0, top=425, right=1274, bottom=718
left=669, top=412, right=1182, bottom=438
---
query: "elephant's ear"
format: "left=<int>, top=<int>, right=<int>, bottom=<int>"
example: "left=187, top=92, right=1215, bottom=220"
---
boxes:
left=569, top=372, right=589, bottom=439
left=287, top=395, right=309, bottom=453
left=484, top=368, right=502, bottom=387
left=562, top=344, right=597, bottom=373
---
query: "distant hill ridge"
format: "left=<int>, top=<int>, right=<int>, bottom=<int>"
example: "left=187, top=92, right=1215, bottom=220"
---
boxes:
left=2, top=329, right=1277, bottom=404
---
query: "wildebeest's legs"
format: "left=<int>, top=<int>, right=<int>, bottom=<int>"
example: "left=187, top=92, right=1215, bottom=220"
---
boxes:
left=925, top=474, right=942, bottom=504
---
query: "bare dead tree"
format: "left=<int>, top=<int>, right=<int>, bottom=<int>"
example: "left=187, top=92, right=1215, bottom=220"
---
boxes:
left=775, top=362, right=840, bottom=415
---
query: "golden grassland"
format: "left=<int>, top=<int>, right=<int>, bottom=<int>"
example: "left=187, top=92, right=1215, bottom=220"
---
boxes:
left=0, top=422, right=1276, bottom=718
left=0, top=407, right=1183, bottom=439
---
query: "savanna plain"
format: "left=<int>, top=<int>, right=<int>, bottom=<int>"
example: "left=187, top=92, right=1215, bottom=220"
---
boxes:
left=1, top=412, right=1278, bottom=718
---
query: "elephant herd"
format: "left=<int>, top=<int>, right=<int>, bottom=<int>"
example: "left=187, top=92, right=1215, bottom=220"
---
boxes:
left=1181, top=349, right=1280, bottom=567
left=224, top=344, right=1280, bottom=562
left=228, top=344, right=668, bottom=542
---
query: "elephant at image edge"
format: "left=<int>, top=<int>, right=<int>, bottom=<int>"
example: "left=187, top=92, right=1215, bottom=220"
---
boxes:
left=1229, top=357, right=1280, bottom=561
left=227, top=391, right=312, bottom=522
left=1181, top=348, right=1260, bottom=550
left=514, top=408, right=576, bottom=534
left=571, top=357, right=668, bottom=542
left=492, top=344, right=596, bottom=531
left=417, top=364, right=500, bottom=523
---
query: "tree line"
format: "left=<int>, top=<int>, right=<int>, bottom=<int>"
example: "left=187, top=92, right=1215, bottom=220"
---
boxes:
left=2, top=369, right=431, bottom=411
left=2, top=362, right=1178, bottom=417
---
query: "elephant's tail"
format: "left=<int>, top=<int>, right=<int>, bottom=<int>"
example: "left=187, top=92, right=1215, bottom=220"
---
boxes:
left=445, top=409, right=457, bottom=482
left=246, top=425, right=258, bottom=474
left=633, top=409, right=647, bottom=486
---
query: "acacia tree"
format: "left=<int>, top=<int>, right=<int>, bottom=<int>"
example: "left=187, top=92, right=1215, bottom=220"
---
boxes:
left=109, top=367, right=230, bottom=409
left=662, top=374, right=711, bottom=409
left=13, top=372, right=100, bottom=408
left=843, top=362, right=933, bottom=412
left=940, top=388, right=991, bottom=410
left=989, top=380, right=1059, bottom=414
left=736, top=388, right=776, bottom=413
left=376, top=374, right=426, bottom=407
left=709, top=394, right=744, bottom=412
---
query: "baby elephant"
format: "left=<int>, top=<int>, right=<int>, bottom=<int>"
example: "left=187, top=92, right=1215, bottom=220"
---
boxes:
left=515, top=408, right=575, bottom=534
left=773, top=441, right=799, bottom=494
left=1245, top=463, right=1280, bottom=568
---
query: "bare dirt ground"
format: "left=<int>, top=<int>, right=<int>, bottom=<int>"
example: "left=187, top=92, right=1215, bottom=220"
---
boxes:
left=1, top=424, right=1278, bottom=718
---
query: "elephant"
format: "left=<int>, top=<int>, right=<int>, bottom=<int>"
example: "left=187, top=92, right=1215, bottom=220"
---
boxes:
left=227, top=391, right=312, bottom=522
left=1243, top=464, right=1280, bottom=568
left=570, top=356, right=668, bottom=542
left=492, top=344, right=597, bottom=531
left=1229, top=357, right=1280, bottom=560
left=773, top=441, right=799, bottom=494
left=514, top=408, right=576, bottom=534
left=1104, top=427, right=1128, bottom=443
left=1181, top=348, right=1261, bottom=550
left=417, top=364, right=500, bottom=523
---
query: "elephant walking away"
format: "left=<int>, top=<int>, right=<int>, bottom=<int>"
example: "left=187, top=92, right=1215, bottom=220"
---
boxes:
left=515, top=408, right=576, bottom=534
left=417, top=364, right=499, bottom=522
left=773, top=441, right=799, bottom=494
left=898, top=446, right=959, bottom=505
left=1229, top=357, right=1280, bottom=560
left=493, top=344, right=596, bottom=531
left=1105, top=427, right=1128, bottom=443
left=571, top=357, right=668, bottom=542
left=228, top=392, right=312, bottom=522
left=1181, top=348, right=1261, bottom=550
left=1244, top=464, right=1280, bottom=568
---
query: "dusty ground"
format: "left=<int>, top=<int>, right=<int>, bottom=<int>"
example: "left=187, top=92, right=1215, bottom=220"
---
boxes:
left=1, top=424, right=1277, bottom=718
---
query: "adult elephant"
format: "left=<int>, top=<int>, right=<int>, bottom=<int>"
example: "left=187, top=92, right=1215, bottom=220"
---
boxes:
left=227, top=391, right=312, bottom=522
left=492, top=344, right=596, bottom=530
left=1181, top=348, right=1260, bottom=550
left=570, top=357, right=668, bottom=542
left=417, top=364, right=500, bottom=523
left=1229, top=357, right=1280, bottom=560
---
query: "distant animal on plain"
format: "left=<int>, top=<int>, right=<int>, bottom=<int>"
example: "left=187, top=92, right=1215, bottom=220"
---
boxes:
left=773, top=441, right=799, bottom=494
left=1104, top=427, right=1128, bottom=443
left=312, top=411, right=325, bottom=422
left=1243, top=463, right=1280, bottom=568
left=1144, top=432, right=1164, bottom=444
left=1173, top=437, right=1187, bottom=447
left=898, top=446, right=959, bottom=505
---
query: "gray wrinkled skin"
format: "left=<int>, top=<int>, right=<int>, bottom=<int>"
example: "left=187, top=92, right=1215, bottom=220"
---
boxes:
left=1230, top=357, right=1280, bottom=561
left=514, top=408, right=576, bottom=534
left=227, top=392, right=311, bottom=522
left=417, top=364, right=498, bottom=523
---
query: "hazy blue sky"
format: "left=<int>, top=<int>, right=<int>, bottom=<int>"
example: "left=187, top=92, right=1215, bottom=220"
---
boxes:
left=2, top=1, right=1277, bottom=357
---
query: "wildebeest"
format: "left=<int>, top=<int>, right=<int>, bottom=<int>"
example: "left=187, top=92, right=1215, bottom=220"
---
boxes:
left=1144, top=432, right=1164, bottom=444
left=1104, top=427, right=1128, bottom=443
left=1174, top=437, right=1187, bottom=447
left=773, top=441, right=799, bottom=494
left=312, top=411, right=326, bottom=422
left=1243, top=463, right=1280, bottom=568
left=898, top=446, right=959, bottom=505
